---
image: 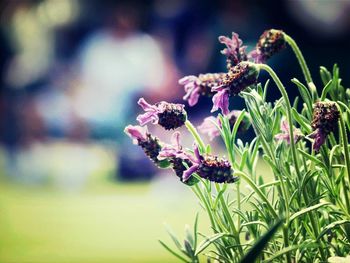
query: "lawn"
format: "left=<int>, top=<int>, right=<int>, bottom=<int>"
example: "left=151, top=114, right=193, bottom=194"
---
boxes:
left=0, top=176, right=211, bottom=263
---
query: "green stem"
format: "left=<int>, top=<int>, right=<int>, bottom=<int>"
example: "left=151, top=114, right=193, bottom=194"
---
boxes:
left=185, top=120, right=205, bottom=153
left=214, top=183, right=244, bottom=257
left=337, top=105, right=350, bottom=214
left=284, top=33, right=313, bottom=85
left=234, top=171, right=278, bottom=219
left=259, top=63, right=327, bottom=262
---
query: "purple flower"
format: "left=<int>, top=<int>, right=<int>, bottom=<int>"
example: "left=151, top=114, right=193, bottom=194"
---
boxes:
left=124, top=124, right=163, bottom=165
left=274, top=119, right=303, bottom=144
left=218, top=32, right=247, bottom=69
left=158, top=131, right=195, bottom=162
left=309, top=129, right=327, bottom=152
left=182, top=145, right=237, bottom=184
left=124, top=125, right=148, bottom=144
left=248, top=29, right=286, bottom=63
left=137, top=98, right=187, bottom=130
left=158, top=132, right=199, bottom=185
left=211, top=62, right=259, bottom=115
left=211, top=88, right=230, bottom=115
left=198, top=110, right=250, bottom=141
left=308, top=101, right=340, bottom=152
left=179, top=73, right=225, bottom=106
left=198, top=116, right=221, bottom=141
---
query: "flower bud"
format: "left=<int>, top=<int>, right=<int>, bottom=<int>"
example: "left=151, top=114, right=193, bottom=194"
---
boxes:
left=311, top=101, right=339, bottom=135
left=197, top=155, right=238, bottom=184
left=256, top=29, right=286, bottom=61
left=222, top=62, right=260, bottom=96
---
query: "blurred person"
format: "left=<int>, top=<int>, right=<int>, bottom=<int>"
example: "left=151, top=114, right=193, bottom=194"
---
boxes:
left=75, top=3, right=180, bottom=181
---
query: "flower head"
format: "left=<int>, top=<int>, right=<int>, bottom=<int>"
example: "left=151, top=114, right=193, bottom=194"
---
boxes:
left=137, top=98, right=187, bottom=130
left=309, top=101, right=339, bottom=151
left=179, top=73, right=225, bottom=106
left=124, top=125, right=163, bottom=165
left=183, top=145, right=238, bottom=184
left=274, top=119, right=303, bottom=144
left=198, top=110, right=251, bottom=140
left=158, top=132, right=199, bottom=185
left=249, top=29, right=286, bottom=63
left=211, top=62, right=259, bottom=114
left=218, top=32, right=247, bottom=69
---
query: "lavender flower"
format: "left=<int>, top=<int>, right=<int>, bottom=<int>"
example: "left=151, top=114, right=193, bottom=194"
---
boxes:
left=183, top=145, right=238, bottom=184
left=249, top=29, right=286, bottom=63
left=198, top=110, right=251, bottom=141
left=309, top=101, right=340, bottom=151
left=218, top=32, right=247, bottom=69
left=158, top=132, right=199, bottom=185
left=274, top=119, right=303, bottom=144
left=179, top=73, right=225, bottom=106
left=211, top=62, right=259, bottom=115
left=124, top=125, right=166, bottom=166
left=137, top=98, right=187, bottom=130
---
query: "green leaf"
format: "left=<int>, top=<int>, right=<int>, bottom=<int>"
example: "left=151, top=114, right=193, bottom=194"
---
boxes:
left=164, top=223, right=184, bottom=251
left=317, top=219, right=350, bottom=241
left=193, top=213, right=199, bottom=249
left=291, top=78, right=313, bottom=113
left=194, top=233, right=228, bottom=256
left=320, top=66, right=332, bottom=86
left=240, top=219, right=283, bottom=263
left=320, top=79, right=332, bottom=101
left=297, top=149, right=327, bottom=170
left=159, top=240, right=190, bottom=263
left=262, top=246, right=300, bottom=263
left=291, top=108, right=312, bottom=133
left=290, top=202, right=330, bottom=223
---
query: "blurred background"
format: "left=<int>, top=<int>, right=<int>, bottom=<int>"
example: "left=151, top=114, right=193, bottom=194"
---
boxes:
left=0, top=0, right=350, bottom=262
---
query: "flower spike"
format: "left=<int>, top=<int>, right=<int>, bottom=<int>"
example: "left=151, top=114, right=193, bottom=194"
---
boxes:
left=137, top=98, right=187, bottom=130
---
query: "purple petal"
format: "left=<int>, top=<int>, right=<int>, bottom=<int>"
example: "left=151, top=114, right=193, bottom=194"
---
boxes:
left=185, top=87, right=201, bottom=106
left=182, top=164, right=199, bottom=182
left=136, top=111, right=159, bottom=126
left=274, top=133, right=290, bottom=144
left=193, top=145, right=203, bottom=162
left=211, top=89, right=230, bottom=115
left=248, top=49, right=264, bottom=63
left=179, top=75, right=197, bottom=85
left=309, top=129, right=326, bottom=152
left=124, top=125, right=148, bottom=143
left=137, top=97, right=158, bottom=111
left=198, top=117, right=220, bottom=141
left=158, top=146, right=177, bottom=160
left=280, top=119, right=289, bottom=133
left=171, top=131, right=181, bottom=149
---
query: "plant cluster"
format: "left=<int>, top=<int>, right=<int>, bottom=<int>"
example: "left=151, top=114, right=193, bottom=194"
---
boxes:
left=125, top=29, right=350, bottom=262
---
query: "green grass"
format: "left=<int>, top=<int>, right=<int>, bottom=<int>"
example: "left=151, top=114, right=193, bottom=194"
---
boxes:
left=0, top=178, right=210, bottom=263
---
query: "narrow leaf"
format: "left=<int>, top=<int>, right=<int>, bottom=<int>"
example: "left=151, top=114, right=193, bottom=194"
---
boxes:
left=240, top=219, right=283, bottom=263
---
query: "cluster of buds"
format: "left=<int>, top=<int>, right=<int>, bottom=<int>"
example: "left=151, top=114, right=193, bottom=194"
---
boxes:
left=309, top=101, right=340, bottom=151
left=249, top=29, right=286, bottom=63
left=124, top=125, right=168, bottom=168
left=211, top=62, right=260, bottom=115
left=179, top=73, right=225, bottom=106
left=137, top=98, right=187, bottom=130
left=179, top=29, right=285, bottom=116
left=183, top=146, right=238, bottom=184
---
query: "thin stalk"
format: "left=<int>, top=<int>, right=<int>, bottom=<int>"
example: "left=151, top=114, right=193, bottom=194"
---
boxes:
left=258, top=64, right=327, bottom=262
left=337, top=105, right=350, bottom=214
left=185, top=120, right=205, bottom=153
left=283, top=33, right=313, bottom=85
left=234, top=171, right=278, bottom=219
left=214, top=183, right=244, bottom=257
